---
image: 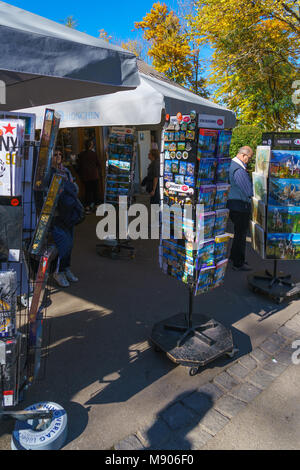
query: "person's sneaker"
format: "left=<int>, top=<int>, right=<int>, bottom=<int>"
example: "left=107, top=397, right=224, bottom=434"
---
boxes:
left=65, top=268, right=79, bottom=282
left=53, top=272, right=70, bottom=288
left=232, top=264, right=252, bottom=271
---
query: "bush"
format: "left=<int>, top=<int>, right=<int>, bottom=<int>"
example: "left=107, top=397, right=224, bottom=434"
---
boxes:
left=230, top=125, right=263, bottom=173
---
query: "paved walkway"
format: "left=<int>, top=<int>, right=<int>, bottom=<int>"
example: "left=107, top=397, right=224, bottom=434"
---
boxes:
left=115, top=312, right=300, bottom=450
left=1, top=214, right=300, bottom=450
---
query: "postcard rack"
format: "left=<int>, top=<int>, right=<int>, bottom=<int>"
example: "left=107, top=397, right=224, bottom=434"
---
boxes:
left=248, top=132, right=300, bottom=304
left=97, top=127, right=136, bottom=260
left=149, top=111, right=237, bottom=375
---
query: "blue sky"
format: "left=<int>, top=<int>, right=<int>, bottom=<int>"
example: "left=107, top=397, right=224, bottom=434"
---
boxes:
left=7, top=0, right=182, bottom=44
left=6, top=0, right=212, bottom=64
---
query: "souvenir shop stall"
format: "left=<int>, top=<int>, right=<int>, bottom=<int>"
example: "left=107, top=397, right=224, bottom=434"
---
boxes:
left=149, top=110, right=236, bottom=376
left=248, top=132, right=300, bottom=304
left=0, top=1, right=140, bottom=449
left=19, top=62, right=236, bottom=262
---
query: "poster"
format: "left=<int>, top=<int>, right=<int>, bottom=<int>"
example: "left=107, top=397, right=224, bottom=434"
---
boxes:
left=216, top=130, right=232, bottom=158
left=270, top=150, right=300, bottom=179
left=252, top=197, right=266, bottom=229
left=252, top=172, right=268, bottom=204
left=267, top=205, right=300, bottom=233
left=34, top=109, right=60, bottom=191
left=0, top=196, right=22, bottom=262
left=266, top=233, right=300, bottom=260
left=0, top=119, right=25, bottom=196
left=268, top=177, right=300, bottom=206
left=250, top=221, right=265, bottom=259
left=255, top=146, right=271, bottom=176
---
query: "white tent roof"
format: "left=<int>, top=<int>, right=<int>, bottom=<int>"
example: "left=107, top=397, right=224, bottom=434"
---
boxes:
left=17, top=72, right=236, bottom=129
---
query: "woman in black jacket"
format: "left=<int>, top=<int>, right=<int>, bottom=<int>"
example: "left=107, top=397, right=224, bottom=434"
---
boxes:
left=51, top=150, right=83, bottom=288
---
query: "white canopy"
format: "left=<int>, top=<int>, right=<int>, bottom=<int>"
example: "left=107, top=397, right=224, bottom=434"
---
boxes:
left=18, top=72, right=236, bottom=130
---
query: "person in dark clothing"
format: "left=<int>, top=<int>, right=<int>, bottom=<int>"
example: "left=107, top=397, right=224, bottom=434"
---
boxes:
left=78, top=139, right=101, bottom=213
left=227, top=146, right=254, bottom=271
left=144, top=148, right=160, bottom=204
left=51, top=149, right=82, bottom=287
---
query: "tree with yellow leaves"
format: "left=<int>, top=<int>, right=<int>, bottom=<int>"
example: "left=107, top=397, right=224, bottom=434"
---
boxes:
left=135, top=2, right=208, bottom=96
left=190, top=0, right=299, bottom=129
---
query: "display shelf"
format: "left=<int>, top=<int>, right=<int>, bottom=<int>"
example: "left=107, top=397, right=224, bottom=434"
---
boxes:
left=152, top=111, right=235, bottom=373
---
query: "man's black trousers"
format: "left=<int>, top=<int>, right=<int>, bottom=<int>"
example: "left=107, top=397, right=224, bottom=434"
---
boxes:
left=229, top=210, right=251, bottom=268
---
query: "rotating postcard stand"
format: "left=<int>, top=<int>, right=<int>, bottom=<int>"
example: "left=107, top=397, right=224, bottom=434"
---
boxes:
left=0, top=110, right=64, bottom=435
left=248, top=134, right=300, bottom=304
left=96, top=127, right=136, bottom=260
left=149, top=112, right=236, bottom=376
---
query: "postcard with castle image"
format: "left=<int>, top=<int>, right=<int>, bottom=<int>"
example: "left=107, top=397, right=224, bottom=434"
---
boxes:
left=255, top=146, right=271, bottom=177
left=267, top=206, right=300, bottom=233
left=266, top=233, right=300, bottom=260
left=268, top=177, right=300, bottom=207
left=270, top=150, right=300, bottom=179
left=252, top=173, right=268, bottom=204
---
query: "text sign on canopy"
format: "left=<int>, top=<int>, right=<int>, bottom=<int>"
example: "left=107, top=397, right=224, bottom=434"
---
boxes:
left=198, top=114, right=225, bottom=130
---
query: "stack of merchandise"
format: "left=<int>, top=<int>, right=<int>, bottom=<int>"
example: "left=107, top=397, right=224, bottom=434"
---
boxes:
left=105, top=127, right=136, bottom=207
left=159, top=112, right=232, bottom=295
left=264, top=133, right=300, bottom=260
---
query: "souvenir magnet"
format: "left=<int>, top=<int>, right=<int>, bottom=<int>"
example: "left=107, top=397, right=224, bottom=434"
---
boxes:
left=181, top=122, right=187, bottom=131
left=182, top=151, right=188, bottom=159
left=177, top=112, right=183, bottom=122
left=177, top=142, right=185, bottom=151
left=170, top=152, right=176, bottom=159
left=185, top=142, right=192, bottom=151
left=190, top=110, right=196, bottom=121
left=176, top=151, right=182, bottom=160
left=186, top=130, right=195, bottom=140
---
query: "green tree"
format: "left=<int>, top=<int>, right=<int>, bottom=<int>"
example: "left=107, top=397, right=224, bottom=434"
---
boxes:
left=190, top=0, right=299, bottom=129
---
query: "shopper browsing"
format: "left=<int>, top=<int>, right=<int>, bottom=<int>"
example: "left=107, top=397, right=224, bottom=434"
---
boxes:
left=78, top=139, right=101, bottom=214
left=51, top=149, right=83, bottom=288
left=227, top=146, right=254, bottom=271
left=143, top=148, right=160, bottom=204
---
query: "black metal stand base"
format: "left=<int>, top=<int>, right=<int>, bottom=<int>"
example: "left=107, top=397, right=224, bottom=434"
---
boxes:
left=150, top=289, right=235, bottom=375
left=164, top=318, right=218, bottom=347
left=248, top=260, right=300, bottom=304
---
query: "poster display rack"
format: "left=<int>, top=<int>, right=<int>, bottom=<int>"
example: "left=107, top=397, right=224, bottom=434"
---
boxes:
left=0, top=109, right=61, bottom=413
left=248, top=132, right=300, bottom=303
left=150, top=112, right=237, bottom=375
left=97, top=126, right=137, bottom=259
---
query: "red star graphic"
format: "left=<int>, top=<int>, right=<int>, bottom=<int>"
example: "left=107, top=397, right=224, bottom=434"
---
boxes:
left=3, top=123, right=16, bottom=135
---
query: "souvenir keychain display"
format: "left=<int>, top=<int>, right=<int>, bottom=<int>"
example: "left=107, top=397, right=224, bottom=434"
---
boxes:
left=248, top=132, right=300, bottom=304
left=151, top=111, right=236, bottom=376
left=97, top=127, right=136, bottom=260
